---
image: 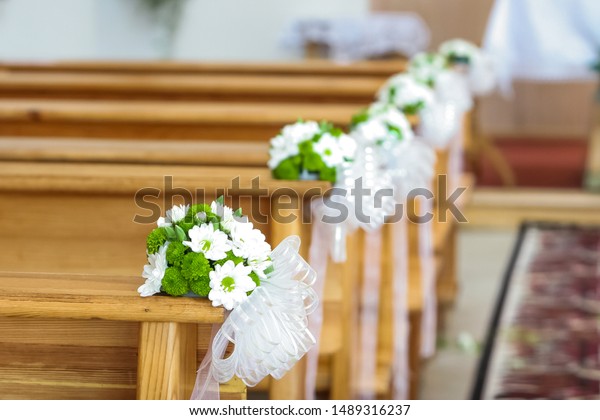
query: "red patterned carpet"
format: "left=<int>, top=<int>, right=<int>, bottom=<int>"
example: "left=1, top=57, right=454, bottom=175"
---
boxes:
left=474, top=223, right=600, bottom=399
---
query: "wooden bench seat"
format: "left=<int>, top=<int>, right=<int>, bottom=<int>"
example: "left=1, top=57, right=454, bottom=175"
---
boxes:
left=0, top=271, right=247, bottom=400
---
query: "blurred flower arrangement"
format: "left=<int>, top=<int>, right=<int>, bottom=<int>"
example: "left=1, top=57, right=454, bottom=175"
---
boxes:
left=439, top=38, right=482, bottom=66
left=376, top=73, right=435, bottom=115
left=351, top=102, right=414, bottom=149
left=268, top=120, right=356, bottom=182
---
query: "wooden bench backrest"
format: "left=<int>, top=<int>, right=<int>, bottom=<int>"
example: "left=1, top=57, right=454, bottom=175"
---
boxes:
left=0, top=72, right=384, bottom=104
left=0, top=99, right=417, bottom=140
left=0, top=59, right=406, bottom=78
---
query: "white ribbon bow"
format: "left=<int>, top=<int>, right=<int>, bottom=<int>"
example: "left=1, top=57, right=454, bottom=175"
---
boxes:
left=191, top=236, right=318, bottom=399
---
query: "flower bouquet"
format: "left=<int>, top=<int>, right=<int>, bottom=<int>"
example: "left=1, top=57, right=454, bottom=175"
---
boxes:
left=439, top=38, right=481, bottom=66
left=268, top=120, right=356, bottom=182
left=138, top=198, right=272, bottom=310
left=439, top=38, right=496, bottom=96
left=408, top=52, right=447, bottom=87
left=350, top=102, right=435, bottom=196
left=138, top=198, right=318, bottom=398
left=351, top=102, right=414, bottom=149
left=375, top=73, right=435, bottom=115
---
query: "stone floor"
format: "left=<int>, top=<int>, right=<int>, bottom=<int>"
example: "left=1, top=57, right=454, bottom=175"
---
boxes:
left=420, top=227, right=517, bottom=399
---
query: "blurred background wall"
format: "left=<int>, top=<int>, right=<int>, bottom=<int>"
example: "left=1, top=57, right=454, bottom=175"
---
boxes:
left=0, top=0, right=369, bottom=60
left=372, top=0, right=494, bottom=48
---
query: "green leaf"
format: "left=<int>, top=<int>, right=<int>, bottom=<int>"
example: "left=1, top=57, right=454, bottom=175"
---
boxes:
left=403, top=101, right=425, bottom=115
left=187, top=203, right=211, bottom=218
left=234, top=208, right=243, bottom=217
left=386, top=123, right=403, bottom=140
left=215, top=195, right=224, bottom=206
left=164, top=226, right=177, bottom=240
left=389, top=85, right=397, bottom=102
left=351, top=109, right=369, bottom=127
left=174, top=225, right=187, bottom=242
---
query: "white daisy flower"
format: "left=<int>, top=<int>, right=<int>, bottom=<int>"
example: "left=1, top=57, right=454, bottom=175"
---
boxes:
left=376, top=74, right=435, bottom=112
left=313, top=132, right=344, bottom=168
left=157, top=204, right=189, bottom=227
left=183, top=224, right=231, bottom=261
left=281, top=121, right=321, bottom=144
left=337, top=133, right=357, bottom=161
left=268, top=134, right=300, bottom=169
left=352, top=103, right=414, bottom=146
left=208, top=261, right=256, bottom=310
left=408, top=52, right=447, bottom=86
left=246, top=250, right=273, bottom=279
left=230, top=221, right=270, bottom=260
left=353, top=117, right=389, bottom=145
left=138, top=242, right=169, bottom=297
left=210, top=201, right=237, bottom=232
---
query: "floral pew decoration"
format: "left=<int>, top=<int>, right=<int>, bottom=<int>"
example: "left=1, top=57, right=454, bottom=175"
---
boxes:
left=268, top=119, right=361, bottom=398
left=439, top=38, right=497, bottom=96
left=348, top=102, right=436, bottom=399
left=377, top=38, right=496, bottom=150
left=267, top=120, right=356, bottom=183
left=138, top=198, right=318, bottom=399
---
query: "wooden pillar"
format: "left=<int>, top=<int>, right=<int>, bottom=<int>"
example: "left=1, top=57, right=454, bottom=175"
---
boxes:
left=330, top=231, right=360, bottom=399
left=137, top=321, right=197, bottom=400
left=269, top=195, right=306, bottom=399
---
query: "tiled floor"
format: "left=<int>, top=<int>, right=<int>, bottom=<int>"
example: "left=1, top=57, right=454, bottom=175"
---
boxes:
left=420, top=227, right=517, bottom=399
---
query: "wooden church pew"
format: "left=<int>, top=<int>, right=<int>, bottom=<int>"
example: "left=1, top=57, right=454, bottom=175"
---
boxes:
left=0, top=160, right=357, bottom=400
left=0, top=131, right=469, bottom=398
left=0, top=59, right=406, bottom=78
left=0, top=88, right=468, bottom=398
left=0, top=272, right=245, bottom=400
left=0, top=72, right=383, bottom=104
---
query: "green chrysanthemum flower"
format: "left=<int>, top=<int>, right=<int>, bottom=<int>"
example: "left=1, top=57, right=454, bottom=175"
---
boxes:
left=146, top=228, right=167, bottom=254
left=319, top=166, right=336, bottom=183
left=161, top=267, right=189, bottom=296
left=303, top=152, right=325, bottom=172
left=181, top=252, right=212, bottom=297
left=166, top=241, right=187, bottom=267
left=272, top=156, right=300, bottom=180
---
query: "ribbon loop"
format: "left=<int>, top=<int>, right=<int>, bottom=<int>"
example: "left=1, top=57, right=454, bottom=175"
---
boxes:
left=192, top=236, right=318, bottom=399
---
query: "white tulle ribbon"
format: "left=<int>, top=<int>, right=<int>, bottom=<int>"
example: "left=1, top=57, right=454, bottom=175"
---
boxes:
left=417, top=195, right=437, bottom=359
left=356, top=229, right=383, bottom=399
left=468, top=54, right=497, bottom=96
left=388, top=138, right=436, bottom=397
left=191, top=235, right=318, bottom=400
left=391, top=216, right=410, bottom=399
left=304, top=194, right=357, bottom=399
left=417, top=101, right=461, bottom=149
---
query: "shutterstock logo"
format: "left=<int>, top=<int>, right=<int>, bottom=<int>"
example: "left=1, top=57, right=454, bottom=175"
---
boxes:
left=133, top=175, right=467, bottom=225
